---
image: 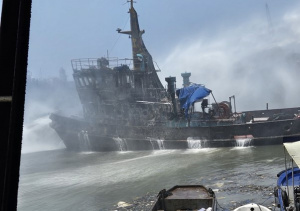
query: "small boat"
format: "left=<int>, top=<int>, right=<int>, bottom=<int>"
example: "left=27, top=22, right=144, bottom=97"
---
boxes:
left=274, top=135, right=300, bottom=211
left=233, top=203, right=271, bottom=211
left=151, top=185, right=217, bottom=211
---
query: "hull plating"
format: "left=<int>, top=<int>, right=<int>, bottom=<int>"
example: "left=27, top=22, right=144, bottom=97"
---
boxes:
left=50, top=113, right=300, bottom=151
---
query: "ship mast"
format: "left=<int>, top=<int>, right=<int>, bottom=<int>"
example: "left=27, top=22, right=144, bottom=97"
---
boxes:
left=117, top=0, right=155, bottom=72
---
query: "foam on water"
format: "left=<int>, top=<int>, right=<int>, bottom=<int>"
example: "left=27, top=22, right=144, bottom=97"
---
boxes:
left=235, top=138, right=252, bottom=148
left=149, top=138, right=165, bottom=150
left=182, top=147, right=219, bottom=154
left=113, top=153, right=160, bottom=164
left=22, top=115, right=65, bottom=153
left=113, top=150, right=176, bottom=164
left=77, top=130, right=91, bottom=151
left=113, top=137, right=128, bottom=151
left=187, top=137, right=208, bottom=149
left=117, top=150, right=132, bottom=154
left=151, top=149, right=176, bottom=155
left=79, top=151, right=96, bottom=155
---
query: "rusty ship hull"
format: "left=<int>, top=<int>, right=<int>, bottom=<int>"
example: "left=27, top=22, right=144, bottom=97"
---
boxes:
left=49, top=2, right=300, bottom=152
left=50, top=112, right=300, bottom=151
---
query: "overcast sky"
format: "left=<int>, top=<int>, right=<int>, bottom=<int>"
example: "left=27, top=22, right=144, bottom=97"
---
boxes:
left=16, top=1, right=300, bottom=110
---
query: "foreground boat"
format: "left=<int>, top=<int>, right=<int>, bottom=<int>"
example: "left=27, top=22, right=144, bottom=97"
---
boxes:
left=274, top=136, right=300, bottom=211
left=150, top=185, right=270, bottom=211
left=234, top=203, right=271, bottom=211
left=49, top=1, right=300, bottom=151
left=151, top=185, right=217, bottom=211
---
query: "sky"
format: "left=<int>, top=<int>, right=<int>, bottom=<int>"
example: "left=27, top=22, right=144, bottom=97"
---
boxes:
left=7, top=0, right=300, bottom=111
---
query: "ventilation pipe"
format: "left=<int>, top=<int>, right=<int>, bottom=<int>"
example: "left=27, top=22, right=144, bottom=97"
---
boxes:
left=165, top=77, right=177, bottom=116
left=181, top=72, right=191, bottom=87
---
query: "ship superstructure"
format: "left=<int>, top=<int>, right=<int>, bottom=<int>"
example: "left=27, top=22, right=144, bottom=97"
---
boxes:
left=49, top=1, right=300, bottom=151
left=71, top=1, right=172, bottom=127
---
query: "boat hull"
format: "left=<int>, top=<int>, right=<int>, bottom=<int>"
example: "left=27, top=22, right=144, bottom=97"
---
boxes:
left=151, top=185, right=216, bottom=211
left=49, top=113, right=300, bottom=151
left=233, top=203, right=271, bottom=211
left=275, top=167, right=300, bottom=211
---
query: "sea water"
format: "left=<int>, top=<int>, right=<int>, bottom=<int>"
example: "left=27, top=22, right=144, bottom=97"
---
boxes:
left=18, top=144, right=285, bottom=211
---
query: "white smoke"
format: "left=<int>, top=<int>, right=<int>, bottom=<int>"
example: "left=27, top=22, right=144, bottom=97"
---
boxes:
left=22, top=79, right=82, bottom=153
left=22, top=115, right=65, bottom=153
left=159, top=6, right=300, bottom=111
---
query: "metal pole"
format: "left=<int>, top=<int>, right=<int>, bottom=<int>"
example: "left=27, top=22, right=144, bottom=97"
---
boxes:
left=284, top=147, right=290, bottom=198
left=233, top=95, right=237, bottom=114
left=211, top=92, right=218, bottom=107
left=229, top=96, right=232, bottom=114
left=292, top=159, right=296, bottom=207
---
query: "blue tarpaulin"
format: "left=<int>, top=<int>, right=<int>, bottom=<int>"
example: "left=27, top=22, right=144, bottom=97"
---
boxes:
left=177, top=84, right=211, bottom=117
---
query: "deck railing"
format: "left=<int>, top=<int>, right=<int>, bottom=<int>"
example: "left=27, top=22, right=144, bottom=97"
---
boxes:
left=71, top=58, right=133, bottom=72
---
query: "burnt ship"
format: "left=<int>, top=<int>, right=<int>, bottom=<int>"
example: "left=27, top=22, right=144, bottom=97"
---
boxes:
left=50, top=1, right=300, bottom=151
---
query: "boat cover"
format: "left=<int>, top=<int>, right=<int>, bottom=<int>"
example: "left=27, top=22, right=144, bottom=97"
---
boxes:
left=177, top=84, right=211, bottom=117
left=284, top=140, right=300, bottom=167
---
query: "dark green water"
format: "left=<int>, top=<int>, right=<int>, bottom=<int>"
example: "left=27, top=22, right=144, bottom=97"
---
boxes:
left=18, top=145, right=286, bottom=210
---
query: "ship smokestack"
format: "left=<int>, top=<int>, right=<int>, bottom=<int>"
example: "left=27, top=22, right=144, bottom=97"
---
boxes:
left=165, top=77, right=177, bottom=116
left=181, top=72, right=191, bottom=87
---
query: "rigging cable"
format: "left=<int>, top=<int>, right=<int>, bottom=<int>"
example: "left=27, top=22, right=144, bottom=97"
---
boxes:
left=256, top=203, right=263, bottom=211
left=265, top=3, right=274, bottom=35
left=259, top=195, right=274, bottom=208
left=109, top=15, right=130, bottom=56
left=214, top=196, right=227, bottom=211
